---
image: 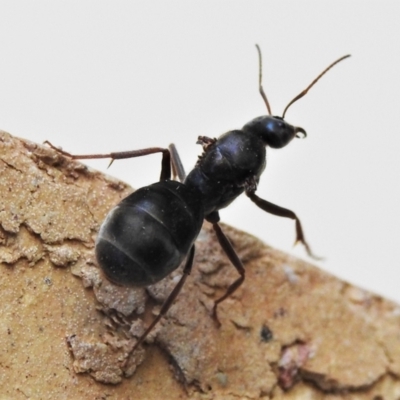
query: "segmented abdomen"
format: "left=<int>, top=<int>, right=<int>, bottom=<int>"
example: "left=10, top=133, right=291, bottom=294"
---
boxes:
left=95, top=180, right=204, bottom=287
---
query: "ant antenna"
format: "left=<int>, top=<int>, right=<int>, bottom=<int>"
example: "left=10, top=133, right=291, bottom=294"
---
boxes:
left=256, top=44, right=272, bottom=115
left=282, top=54, right=351, bottom=119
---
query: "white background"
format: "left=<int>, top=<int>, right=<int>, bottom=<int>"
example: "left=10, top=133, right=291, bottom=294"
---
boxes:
left=1, top=2, right=399, bottom=303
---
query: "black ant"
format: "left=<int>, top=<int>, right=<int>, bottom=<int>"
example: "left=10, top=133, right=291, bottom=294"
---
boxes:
left=47, top=45, right=349, bottom=353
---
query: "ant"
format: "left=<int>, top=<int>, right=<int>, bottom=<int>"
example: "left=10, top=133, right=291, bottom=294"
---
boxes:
left=47, top=46, right=350, bottom=353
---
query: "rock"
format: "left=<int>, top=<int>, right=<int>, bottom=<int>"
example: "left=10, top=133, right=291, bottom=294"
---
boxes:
left=1, top=130, right=400, bottom=399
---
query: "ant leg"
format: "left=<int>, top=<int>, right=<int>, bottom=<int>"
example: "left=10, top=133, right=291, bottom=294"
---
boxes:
left=246, top=190, right=319, bottom=259
left=130, top=245, right=195, bottom=352
left=44, top=141, right=171, bottom=181
left=207, top=213, right=245, bottom=327
left=168, top=144, right=186, bottom=182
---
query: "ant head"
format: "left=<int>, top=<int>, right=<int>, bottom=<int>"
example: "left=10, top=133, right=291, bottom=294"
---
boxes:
left=242, top=115, right=306, bottom=148
left=252, top=45, right=350, bottom=148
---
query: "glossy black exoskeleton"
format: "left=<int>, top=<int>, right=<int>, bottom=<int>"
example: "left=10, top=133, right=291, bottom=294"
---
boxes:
left=96, top=180, right=204, bottom=287
left=47, top=46, right=349, bottom=352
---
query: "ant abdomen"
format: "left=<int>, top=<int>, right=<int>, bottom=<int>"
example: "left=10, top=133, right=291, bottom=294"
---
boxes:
left=96, top=180, right=204, bottom=287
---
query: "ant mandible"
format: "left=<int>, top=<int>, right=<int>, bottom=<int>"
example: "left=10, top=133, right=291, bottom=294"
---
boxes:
left=47, top=45, right=350, bottom=352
